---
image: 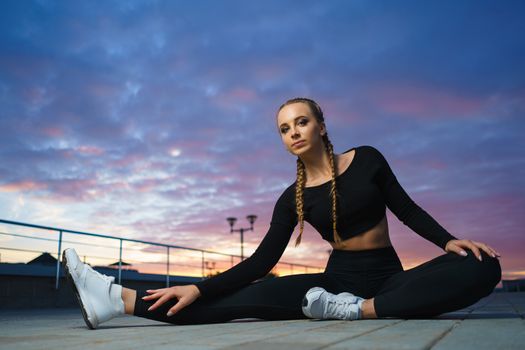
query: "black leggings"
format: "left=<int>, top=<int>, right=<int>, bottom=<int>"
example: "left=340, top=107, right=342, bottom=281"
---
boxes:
left=133, top=246, right=501, bottom=324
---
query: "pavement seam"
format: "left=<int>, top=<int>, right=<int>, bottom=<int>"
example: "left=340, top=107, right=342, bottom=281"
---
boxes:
left=504, top=293, right=524, bottom=319
left=426, top=320, right=462, bottom=350
left=214, top=320, right=369, bottom=349
left=136, top=319, right=337, bottom=348
left=314, top=319, right=406, bottom=350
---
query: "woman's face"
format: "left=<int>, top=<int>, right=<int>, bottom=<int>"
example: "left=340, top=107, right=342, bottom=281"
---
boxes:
left=276, top=102, right=326, bottom=156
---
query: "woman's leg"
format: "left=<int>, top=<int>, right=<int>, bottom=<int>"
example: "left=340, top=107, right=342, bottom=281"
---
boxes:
left=372, top=249, right=501, bottom=318
left=122, top=287, right=136, bottom=314
left=132, top=272, right=352, bottom=325
left=361, top=299, right=377, bottom=318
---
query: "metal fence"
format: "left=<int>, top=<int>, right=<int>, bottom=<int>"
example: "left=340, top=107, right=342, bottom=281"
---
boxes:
left=0, top=219, right=324, bottom=290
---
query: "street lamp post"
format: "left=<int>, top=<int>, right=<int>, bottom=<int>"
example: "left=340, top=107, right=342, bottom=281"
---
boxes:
left=226, top=214, right=257, bottom=261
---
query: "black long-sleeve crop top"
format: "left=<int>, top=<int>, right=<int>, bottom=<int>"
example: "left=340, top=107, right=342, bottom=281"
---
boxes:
left=194, top=145, right=458, bottom=299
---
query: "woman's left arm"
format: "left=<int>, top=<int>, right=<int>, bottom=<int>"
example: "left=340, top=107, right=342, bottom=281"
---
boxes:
left=370, top=145, right=500, bottom=258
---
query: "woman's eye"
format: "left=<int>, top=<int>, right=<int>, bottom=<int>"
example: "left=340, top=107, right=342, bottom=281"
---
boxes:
left=298, top=119, right=308, bottom=125
left=280, top=128, right=288, bottom=133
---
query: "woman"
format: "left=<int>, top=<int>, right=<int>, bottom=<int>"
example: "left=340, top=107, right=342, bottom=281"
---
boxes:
left=63, top=97, right=501, bottom=329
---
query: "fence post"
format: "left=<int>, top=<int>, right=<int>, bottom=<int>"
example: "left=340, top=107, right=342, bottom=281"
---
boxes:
left=166, top=246, right=170, bottom=288
left=201, top=251, right=205, bottom=279
left=118, top=239, right=123, bottom=285
left=55, top=230, right=63, bottom=289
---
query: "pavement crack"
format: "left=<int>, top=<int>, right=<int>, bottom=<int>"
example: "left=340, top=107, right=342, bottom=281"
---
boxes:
left=427, top=319, right=461, bottom=350
left=315, top=319, right=406, bottom=349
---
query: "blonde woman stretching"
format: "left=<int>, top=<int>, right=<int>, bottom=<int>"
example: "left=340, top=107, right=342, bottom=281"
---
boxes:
left=63, top=97, right=501, bottom=328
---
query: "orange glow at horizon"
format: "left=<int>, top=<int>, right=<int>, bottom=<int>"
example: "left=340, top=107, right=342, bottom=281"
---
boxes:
left=0, top=246, right=519, bottom=287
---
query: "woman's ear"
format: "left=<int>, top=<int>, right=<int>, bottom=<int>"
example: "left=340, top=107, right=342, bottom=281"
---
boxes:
left=320, top=122, right=327, bottom=136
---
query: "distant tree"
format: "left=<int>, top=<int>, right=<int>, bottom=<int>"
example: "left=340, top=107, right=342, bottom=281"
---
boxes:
left=206, top=271, right=222, bottom=278
left=259, top=271, right=278, bottom=280
left=205, top=270, right=279, bottom=280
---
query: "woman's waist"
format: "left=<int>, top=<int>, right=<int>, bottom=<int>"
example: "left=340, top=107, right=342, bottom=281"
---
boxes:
left=328, top=216, right=391, bottom=251
left=325, top=245, right=403, bottom=272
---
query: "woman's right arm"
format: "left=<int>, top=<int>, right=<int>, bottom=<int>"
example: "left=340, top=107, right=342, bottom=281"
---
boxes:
left=193, top=187, right=297, bottom=299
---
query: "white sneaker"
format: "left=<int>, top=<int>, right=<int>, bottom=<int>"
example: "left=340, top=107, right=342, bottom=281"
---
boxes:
left=62, top=248, right=125, bottom=329
left=302, top=287, right=364, bottom=320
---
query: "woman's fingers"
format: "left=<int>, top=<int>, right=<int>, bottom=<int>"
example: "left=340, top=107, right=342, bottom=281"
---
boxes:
left=481, top=244, right=501, bottom=259
left=451, top=240, right=481, bottom=260
left=142, top=292, right=160, bottom=300
left=144, top=290, right=165, bottom=299
left=486, top=245, right=501, bottom=257
left=167, top=297, right=189, bottom=317
left=148, top=294, right=171, bottom=311
left=146, top=288, right=166, bottom=294
left=462, top=240, right=497, bottom=261
left=446, top=241, right=468, bottom=256
left=143, top=287, right=182, bottom=312
left=465, top=240, right=483, bottom=261
left=447, top=239, right=501, bottom=260
left=477, top=242, right=497, bottom=258
left=164, top=285, right=200, bottom=317
left=142, top=285, right=200, bottom=316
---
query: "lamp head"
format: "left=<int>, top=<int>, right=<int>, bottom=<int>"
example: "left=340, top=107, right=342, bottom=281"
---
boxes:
left=246, top=214, right=257, bottom=225
left=226, top=217, right=237, bottom=228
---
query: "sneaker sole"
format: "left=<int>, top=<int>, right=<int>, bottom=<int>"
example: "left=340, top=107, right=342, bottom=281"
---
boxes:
left=62, top=250, right=97, bottom=329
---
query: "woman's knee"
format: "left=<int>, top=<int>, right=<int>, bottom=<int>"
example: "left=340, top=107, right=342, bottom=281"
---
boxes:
left=462, top=250, right=501, bottom=290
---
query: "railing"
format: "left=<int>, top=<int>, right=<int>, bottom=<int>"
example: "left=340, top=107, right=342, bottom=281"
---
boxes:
left=0, top=219, right=324, bottom=289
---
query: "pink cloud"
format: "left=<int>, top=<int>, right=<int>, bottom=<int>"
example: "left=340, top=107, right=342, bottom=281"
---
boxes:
left=76, top=145, right=105, bottom=156
left=228, top=87, right=257, bottom=101
left=48, top=178, right=99, bottom=199
left=0, top=54, right=52, bottom=80
left=370, top=83, right=486, bottom=118
left=102, top=181, right=131, bottom=192
left=132, top=178, right=166, bottom=193
left=254, top=64, right=286, bottom=80
left=0, top=180, right=47, bottom=192
left=87, top=81, right=121, bottom=99
left=41, top=127, right=65, bottom=137
left=293, top=96, right=367, bottom=125
left=423, top=159, right=448, bottom=170
left=212, top=87, right=260, bottom=110
left=110, top=152, right=147, bottom=168
left=23, top=86, right=49, bottom=105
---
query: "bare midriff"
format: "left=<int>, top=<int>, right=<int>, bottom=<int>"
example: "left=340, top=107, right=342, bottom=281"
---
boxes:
left=329, top=214, right=393, bottom=251
left=304, top=149, right=393, bottom=251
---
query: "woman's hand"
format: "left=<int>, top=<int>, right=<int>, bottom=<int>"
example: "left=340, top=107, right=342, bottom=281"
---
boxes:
left=445, top=239, right=501, bottom=261
left=142, top=284, right=201, bottom=317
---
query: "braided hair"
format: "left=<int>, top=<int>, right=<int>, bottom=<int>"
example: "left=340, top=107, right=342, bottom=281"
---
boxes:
left=276, top=97, right=343, bottom=247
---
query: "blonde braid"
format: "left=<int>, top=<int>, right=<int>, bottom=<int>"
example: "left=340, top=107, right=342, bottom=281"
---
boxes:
left=294, top=157, right=306, bottom=247
left=324, top=136, right=343, bottom=244
left=277, top=97, right=342, bottom=247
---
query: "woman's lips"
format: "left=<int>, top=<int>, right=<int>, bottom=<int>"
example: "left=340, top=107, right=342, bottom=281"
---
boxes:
left=293, top=140, right=306, bottom=148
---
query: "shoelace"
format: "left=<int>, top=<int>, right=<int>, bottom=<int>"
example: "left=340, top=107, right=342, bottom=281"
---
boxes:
left=81, top=263, right=115, bottom=288
left=325, top=295, right=358, bottom=320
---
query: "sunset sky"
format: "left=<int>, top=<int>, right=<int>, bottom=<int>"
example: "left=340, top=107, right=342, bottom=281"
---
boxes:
left=0, top=0, right=524, bottom=281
